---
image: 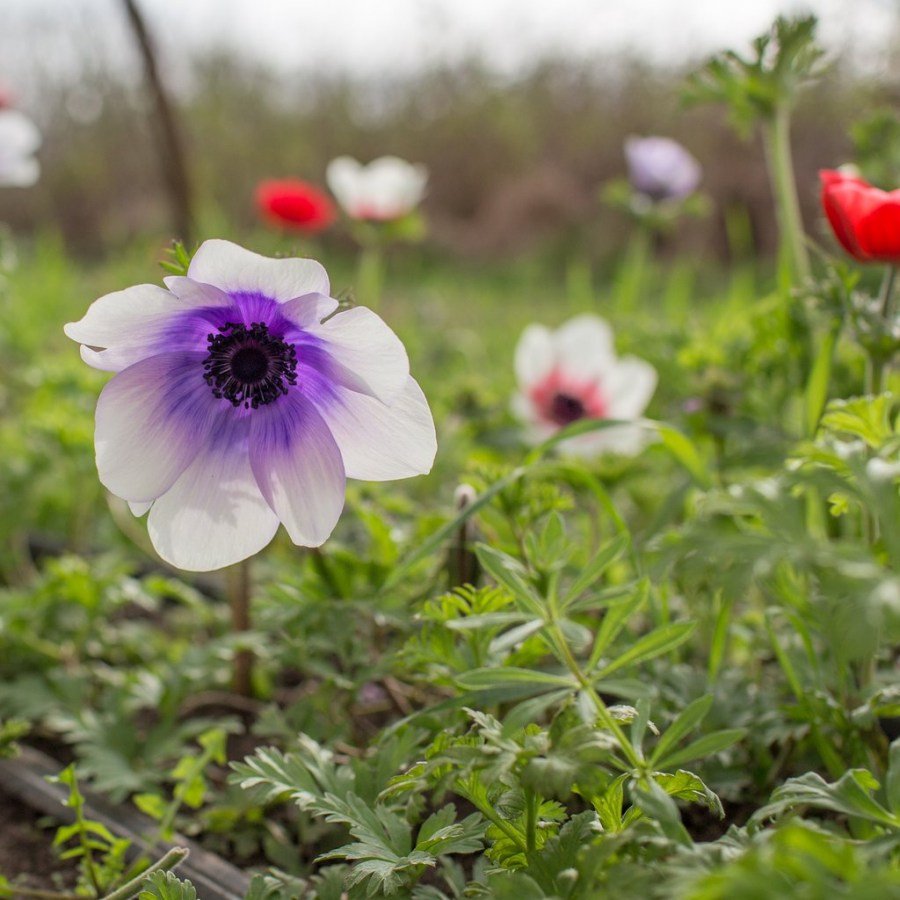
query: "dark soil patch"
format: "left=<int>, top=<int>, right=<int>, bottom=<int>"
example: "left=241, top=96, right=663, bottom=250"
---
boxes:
left=0, top=785, right=78, bottom=894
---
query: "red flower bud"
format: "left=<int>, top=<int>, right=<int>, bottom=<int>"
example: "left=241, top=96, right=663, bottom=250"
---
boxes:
left=256, top=179, right=335, bottom=233
left=820, top=169, right=900, bottom=264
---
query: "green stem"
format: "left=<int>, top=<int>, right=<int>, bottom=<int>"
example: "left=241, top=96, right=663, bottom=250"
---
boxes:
left=228, top=558, right=253, bottom=697
left=523, top=786, right=538, bottom=853
left=545, top=586, right=643, bottom=771
left=101, top=848, right=189, bottom=900
left=357, top=243, right=385, bottom=309
left=866, top=267, right=896, bottom=396
left=459, top=785, right=526, bottom=851
left=879, top=266, right=897, bottom=320
left=0, top=888, right=82, bottom=900
left=565, top=255, right=594, bottom=309
left=766, top=102, right=810, bottom=287
left=615, top=228, right=651, bottom=314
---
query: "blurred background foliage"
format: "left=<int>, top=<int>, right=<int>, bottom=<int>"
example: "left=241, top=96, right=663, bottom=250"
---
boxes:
left=0, top=4, right=896, bottom=264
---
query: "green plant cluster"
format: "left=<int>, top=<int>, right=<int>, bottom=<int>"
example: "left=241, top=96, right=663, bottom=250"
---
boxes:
left=0, top=13, right=899, bottom=900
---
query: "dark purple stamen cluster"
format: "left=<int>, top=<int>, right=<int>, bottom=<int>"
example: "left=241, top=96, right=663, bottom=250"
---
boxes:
left=203, top=322, right=297, bottom=409
left=550, top=392, right=586, bottom=426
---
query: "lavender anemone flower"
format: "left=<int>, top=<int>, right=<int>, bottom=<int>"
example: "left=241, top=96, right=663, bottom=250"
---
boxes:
left=624, top=136, right=701, bottom=203
left=65, top=240, right=437, bottom=571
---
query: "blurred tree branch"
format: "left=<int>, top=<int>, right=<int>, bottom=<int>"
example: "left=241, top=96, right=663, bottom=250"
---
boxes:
left=121, top=0, right=193, bottom=244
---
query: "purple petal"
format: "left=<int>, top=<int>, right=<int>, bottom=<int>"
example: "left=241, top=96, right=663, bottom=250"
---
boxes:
left=95, top=351, right=222, bottom=502
left=249, top=392, right=346, bottom=546
left=625, top=136, right=701, bottom=202
left=314, top=377, right=436, bottom=481
left=147, top=413, right=279, bottom=571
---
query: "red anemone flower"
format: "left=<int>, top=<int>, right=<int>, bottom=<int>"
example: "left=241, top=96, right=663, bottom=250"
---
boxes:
left=820, top=169, right=900, bottom=264
left=256, top=179, right=335, bottom=233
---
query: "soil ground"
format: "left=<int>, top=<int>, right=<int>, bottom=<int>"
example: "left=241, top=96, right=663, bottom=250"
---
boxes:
left=0, top=786, right=77, bottom=895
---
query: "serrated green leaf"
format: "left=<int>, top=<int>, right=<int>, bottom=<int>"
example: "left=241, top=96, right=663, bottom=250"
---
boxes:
left=139, top=870, right=198, bottom=900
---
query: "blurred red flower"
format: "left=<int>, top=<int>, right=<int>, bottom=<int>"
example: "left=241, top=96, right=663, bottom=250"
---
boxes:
left=820, top=169, right=900, bottom=264
left=256, top=179, right=335, bottom=233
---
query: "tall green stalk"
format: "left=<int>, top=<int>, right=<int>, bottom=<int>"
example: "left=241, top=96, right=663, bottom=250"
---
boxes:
left=357, top=244, right=386, bottom=310
left=866, top=266, right=897, bottom=395
left=765, top=102, right=811, bottom=290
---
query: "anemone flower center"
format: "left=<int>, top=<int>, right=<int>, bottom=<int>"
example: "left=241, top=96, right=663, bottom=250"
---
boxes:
left=203, top=321, right=298, bottom=409
left=550, top=392, right=587, bottom=426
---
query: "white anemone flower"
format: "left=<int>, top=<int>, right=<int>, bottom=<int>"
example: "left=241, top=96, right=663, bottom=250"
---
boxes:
left=512, top=315, right=657, bottom=457
left=65, top=240, right=437, bottom=571
left=326, top=155, right=428, bottom=221
left=0, top=109, right=41, bottom=187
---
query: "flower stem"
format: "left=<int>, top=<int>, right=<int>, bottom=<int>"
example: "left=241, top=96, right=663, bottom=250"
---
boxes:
left=545, top=585, right=643, bottom=771
left=100, top=848, right=189, bottom=900
left=0, top=888, right=82, bottom=900
left=616, top=228, right=651, bottom=314
left=879, top=266, right=897, bottom=320
left=228, top=558, right=253, bottom=697
left=866, top=266, right=897, bottom=396
left=766, top=102, right=811, bottom=288
left=523, top=785, right=538, bottom=853
left=357, top=243, right=385, bottom=309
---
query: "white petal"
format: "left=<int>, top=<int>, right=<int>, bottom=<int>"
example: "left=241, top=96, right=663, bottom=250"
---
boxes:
left=163, top=275, right=233, bottom=308
left=66, top=282, right=227, bottom=372
left=128, top=500, right=152, bottom=517
left=316, top=377, right=436, bottom=481
left=249, top=392, right=346, bottom=547
left=0, top=156, right=39, bottom=187
left=605, top=357, right=658, bottom=419
left=0, top=110, right=41, bottom=155
left=65, top=284, right=178, bottom=348
left=95, top=352, right=218, bottom=502
left=147, top=420, right=279, bottom=571
left=326, top=155, right=426, bottom=219
left=514, top=324, right=555, bottom=389
left=187, top=239, right=329, bottom=301
left=510, top=390, right=537, bottom=424
left=326, top=156, right=364, bottom=213
left=362, top=156, right=428, bottom=218
left=559, top=424, right=650, bottom=458
left=279, top=293, right=339, bottom=327
left=306, top=306, right=409, bottom=402
left=552, top=315, right=616, bottom=381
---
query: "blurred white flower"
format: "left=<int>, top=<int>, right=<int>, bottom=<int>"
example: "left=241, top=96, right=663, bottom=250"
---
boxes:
left=0, top=109, right=41, bottom=188
left=512, top=315, right=657, bottom=457
left=624, top=136, right=700, bottom=203
left=326, top=155, right=427, bottom=221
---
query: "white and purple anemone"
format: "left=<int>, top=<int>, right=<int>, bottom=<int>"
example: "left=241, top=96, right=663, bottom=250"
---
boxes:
left=65, top=239, right=437, bottom=572
left=624, top=136, right=701, bottom=204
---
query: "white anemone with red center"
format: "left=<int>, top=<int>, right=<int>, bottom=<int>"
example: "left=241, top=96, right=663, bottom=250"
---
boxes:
left=512, top=315, right=657, bottom=457
left=326, top=155, right=428, bottom=221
